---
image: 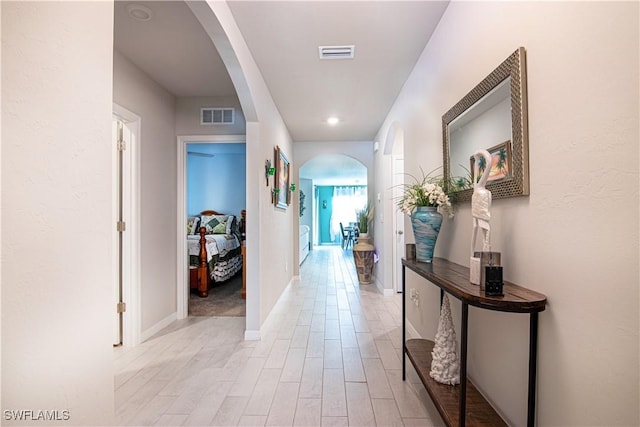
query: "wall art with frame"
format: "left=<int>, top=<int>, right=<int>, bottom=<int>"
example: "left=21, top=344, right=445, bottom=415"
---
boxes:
left=469, top=140, right=512, bottom=184
left=274, top=146, right=290, bottom=209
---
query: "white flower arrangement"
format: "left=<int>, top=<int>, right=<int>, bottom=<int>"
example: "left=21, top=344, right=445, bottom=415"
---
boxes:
left=396, top=169, right=454, bottom=218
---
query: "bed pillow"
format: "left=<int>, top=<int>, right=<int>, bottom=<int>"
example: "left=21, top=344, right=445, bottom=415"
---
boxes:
left=187, top=216, right=200, bottom=235
left=226, top=215, right=237, bottom=235
left=201, top=214, right=229, bottom=234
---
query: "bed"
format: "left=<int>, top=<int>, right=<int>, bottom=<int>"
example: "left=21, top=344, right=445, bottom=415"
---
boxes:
left=186, top=209, right=245, bottom=297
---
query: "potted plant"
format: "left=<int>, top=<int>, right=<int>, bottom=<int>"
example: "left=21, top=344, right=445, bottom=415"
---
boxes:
left=355, top=202, right=374, bottom=237
left=396, top=168, right=453, bottom=263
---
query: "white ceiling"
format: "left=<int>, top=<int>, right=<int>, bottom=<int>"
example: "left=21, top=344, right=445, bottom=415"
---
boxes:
left=114, top=0, right=449, bottom=181
left=114, top=1, right=237, bottom=97
left=300, top=154, right=367, bottom=186
left=227, top=1, right=449, bottom=142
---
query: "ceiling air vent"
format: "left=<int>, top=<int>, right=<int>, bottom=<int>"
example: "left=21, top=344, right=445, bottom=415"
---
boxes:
left=318, top=45, right=355, bottom=60
left=201, top=107, right=235, bottom=125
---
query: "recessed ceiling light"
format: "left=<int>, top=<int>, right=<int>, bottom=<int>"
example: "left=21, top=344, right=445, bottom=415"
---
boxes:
left=327, top=117, right=340, bottom=126
left=127, top=4, right=153, bottom=21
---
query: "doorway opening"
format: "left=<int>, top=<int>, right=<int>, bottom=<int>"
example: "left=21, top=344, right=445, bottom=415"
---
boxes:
left=386, top=122, right=405, bottom=293
left=299, top=154, right=368, bottom=259
left=315, top=185, right=368, bottom=245
left=185, top=141, right=246, bottom=317
left=177, top=135, right=247, bottom=320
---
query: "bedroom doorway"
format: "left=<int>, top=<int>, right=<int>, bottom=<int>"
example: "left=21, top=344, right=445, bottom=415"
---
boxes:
left=176, top=135, right=247, bottom=320
left=111, top=104, right=141, bottom=347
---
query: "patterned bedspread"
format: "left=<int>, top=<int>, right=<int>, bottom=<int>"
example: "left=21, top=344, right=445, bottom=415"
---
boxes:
left=187, top=234, right=242, bottom=282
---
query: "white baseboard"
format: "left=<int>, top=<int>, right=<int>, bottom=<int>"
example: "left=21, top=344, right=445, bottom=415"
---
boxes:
left=244, top=277, right=295, bottom=341
left=141, top=312, right=177, bottom=342
left=244, top=330, right=261, bottom=340
left=374, top=277, right=395, bottom=296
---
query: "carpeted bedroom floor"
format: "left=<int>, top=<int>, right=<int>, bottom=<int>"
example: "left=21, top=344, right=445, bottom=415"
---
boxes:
left=188, top=273, right=245, bottom=317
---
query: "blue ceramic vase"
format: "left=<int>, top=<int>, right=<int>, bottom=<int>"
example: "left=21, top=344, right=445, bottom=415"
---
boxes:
left=411, top=206, right=443, bottom=263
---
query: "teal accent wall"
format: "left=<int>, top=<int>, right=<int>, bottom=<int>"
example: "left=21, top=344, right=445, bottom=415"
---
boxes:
left=317, top=186, right=334, bottom=244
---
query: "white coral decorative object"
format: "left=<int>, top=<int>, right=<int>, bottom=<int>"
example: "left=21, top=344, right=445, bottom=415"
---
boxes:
left=429, top=294, right=460, bottom=385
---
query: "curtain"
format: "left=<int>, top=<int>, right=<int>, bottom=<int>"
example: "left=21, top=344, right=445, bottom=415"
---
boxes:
left=330, top=186, right=368, bottom=243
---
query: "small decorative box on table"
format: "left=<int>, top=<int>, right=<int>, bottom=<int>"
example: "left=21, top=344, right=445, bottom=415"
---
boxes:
left=402, top=257, right=547, bottom=427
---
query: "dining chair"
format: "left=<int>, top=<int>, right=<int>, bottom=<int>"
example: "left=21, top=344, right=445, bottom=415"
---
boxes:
left=339, top=222, right=353, bottom=249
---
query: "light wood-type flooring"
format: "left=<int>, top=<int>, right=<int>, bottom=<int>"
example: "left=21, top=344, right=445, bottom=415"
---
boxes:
left=114, top=245, right=443, bottom=426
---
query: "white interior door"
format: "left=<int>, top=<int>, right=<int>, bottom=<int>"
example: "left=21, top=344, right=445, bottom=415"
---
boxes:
left=112, top=103, right=141, bottom=347
left=112, top=118, right=121, bottom=345
left=392, top=155, right=405, bottom=292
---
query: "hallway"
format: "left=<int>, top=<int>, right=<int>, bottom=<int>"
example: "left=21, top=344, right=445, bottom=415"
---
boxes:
left=114, top=246, right=443, bottom=426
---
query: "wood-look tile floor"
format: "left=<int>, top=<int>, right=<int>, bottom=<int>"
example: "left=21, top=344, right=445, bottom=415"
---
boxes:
left=114, top=246, right=443, bottom=426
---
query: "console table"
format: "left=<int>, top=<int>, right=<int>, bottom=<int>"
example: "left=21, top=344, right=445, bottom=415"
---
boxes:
left=402, top=257, right=547, bottom=427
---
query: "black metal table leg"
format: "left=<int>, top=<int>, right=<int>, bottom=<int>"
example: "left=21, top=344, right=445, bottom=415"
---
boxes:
left=459, top=302, right=468, bottom=427
left=402, top=264, right=406, bottom=381
left=527, top=312, right=539, bottom=427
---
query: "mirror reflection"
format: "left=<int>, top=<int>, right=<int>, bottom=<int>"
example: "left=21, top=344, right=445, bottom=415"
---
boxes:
left=449, top=78, right=511, bottom=182
left=443, top=47, right=529, bottom=202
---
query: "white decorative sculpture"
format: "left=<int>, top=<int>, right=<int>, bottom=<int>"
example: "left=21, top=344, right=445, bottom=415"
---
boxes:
left=470, top=149, right=493, bottom=285
left=429, top=294, right=460, bottom=385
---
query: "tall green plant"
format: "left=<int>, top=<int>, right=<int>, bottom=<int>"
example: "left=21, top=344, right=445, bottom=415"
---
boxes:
left=356, top=202, right=374, bottom=234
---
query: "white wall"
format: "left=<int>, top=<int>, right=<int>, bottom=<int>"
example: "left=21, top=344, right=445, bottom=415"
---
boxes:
left=375, top=2, right=639, bottom=425
left=1, top=2, right=115, bottom=424
left=176, top=96, right=246, bottom=135
left=113, top=50, right=178, bottom=334
left=190, top=1, right=295, bottom=335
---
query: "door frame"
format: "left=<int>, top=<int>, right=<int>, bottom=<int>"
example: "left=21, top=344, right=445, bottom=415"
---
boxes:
left=385, top=122, right=405, bottom=294
left=112, top=103, right=141, bottom=346
left=176, top=134, right=246, bottom=320
left=392, top=155, right=405, bottom=293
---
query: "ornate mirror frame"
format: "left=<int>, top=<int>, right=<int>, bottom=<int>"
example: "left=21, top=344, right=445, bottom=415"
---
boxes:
left=443, top=47, right=529, bottom=202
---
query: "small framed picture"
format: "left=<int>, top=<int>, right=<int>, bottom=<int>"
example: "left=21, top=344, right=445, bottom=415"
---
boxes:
left=274, top=146, right=290, bottom=209
left=470, top=140, right=512, bottom=183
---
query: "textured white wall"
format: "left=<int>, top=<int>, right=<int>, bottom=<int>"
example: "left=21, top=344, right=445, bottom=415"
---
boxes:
left=375, top=2, right=639, bottom=425
left=1, top=2, right=115, bottom=424
left=113, top=51, right=178, bottom=334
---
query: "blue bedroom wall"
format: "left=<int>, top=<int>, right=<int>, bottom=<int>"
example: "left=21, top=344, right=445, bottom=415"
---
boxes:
left=187, top=143, right=246, bottom=217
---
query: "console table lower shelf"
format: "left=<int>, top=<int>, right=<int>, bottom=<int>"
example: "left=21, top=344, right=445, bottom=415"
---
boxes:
left=405, top=339, right=507, bottom=427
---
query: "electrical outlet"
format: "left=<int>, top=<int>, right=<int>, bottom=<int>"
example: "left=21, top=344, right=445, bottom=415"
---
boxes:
left=409, top=288, right=420, bottom=307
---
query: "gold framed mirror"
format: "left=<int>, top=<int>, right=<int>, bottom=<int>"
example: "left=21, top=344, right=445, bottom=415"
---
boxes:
left=443, top=47, right=529, bottom=202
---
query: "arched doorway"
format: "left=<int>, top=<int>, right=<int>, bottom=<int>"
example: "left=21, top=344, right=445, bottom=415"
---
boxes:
left=299, top=154, right=368, bottom=259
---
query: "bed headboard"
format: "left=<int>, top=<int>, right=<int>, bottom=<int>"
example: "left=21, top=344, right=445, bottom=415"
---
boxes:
left=200, top=209, right=224, bottom=216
